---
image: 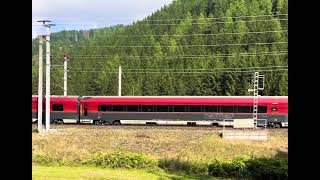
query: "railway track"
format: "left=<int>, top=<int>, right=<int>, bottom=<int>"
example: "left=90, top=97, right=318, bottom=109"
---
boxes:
left=32, top=123, right=287, bottom=132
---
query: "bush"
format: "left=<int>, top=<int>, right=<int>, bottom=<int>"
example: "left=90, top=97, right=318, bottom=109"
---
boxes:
left=246, top=158, right=288, bottom=180
left=33, top=151, right=288, bottom=179
left=158, top=158, right=208, bottom=175
left=85, top=152, right=157, bottom=169
left=32, top=154, right=58, bottom=165
left=208, top=158, right=248, bottom=177
left=208, top=157, right=288, bottom=179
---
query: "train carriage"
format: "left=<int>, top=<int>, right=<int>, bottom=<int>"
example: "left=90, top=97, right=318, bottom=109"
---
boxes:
left=32, top=96, right=80, bottom=124
left=32, top=95, right=38, bottom=122
left=32, top=95, right=288, bottom=127
left=50, top=96, right=80, bottom=124
left=79, top=96, right=288, bottom=127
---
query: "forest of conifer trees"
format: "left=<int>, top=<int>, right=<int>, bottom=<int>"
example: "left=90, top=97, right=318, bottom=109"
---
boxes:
left=32, top=0, right=288, bottom=96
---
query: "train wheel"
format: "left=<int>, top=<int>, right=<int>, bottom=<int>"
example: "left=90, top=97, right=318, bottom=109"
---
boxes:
left=113, top=120, right=121, bottom=125
left=102, top=121, right=111, bottom=125
left=52, top=119, right=60, bottom=124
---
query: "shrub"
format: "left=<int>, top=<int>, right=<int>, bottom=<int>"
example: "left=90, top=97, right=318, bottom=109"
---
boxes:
left=158, top=158, right=208, bottom=175
left=208, top=157, right=288, bottom=179
left=208, top=159, right=248, bottom=177
left=85, top=152, right=157, bottom=169
left=32, top=154, right=58, bottom=165
left=246, top=158, right=288, bottom=180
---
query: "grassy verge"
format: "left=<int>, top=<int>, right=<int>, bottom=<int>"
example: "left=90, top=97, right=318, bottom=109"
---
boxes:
left=32, top=165, right=216, bottom=180
left=32, top=127, right=288, bottom=162
left=32, top=127, right=287, bottom=178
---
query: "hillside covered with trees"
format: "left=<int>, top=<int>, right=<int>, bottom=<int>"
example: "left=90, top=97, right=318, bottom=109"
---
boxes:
left=32, top=0, right=288, bottom=96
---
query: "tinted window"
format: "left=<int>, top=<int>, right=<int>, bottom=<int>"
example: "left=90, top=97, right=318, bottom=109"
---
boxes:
left=174, top=106, right=186, bottom=112
left=238, top=106, right=251, bottom=113
left=157, top=105, right=169, bottom=112
left=84, top=105, right=87, bottom=116
left=127, top=105, right=139, bottom=111
left=189, top=106, right=202, bottom=112
left=52, top=104, right=63, bottom=111
left=221, top=106, right=234, bottom=113
left=142, top=105, right=154, bottom=112
left=98, top=105, right=109, bottom=112
left=204, top=106, right=218, bottom=112
left=112, top=105, right=124, bottom=111
left=258, top=106, right=268, bottom=113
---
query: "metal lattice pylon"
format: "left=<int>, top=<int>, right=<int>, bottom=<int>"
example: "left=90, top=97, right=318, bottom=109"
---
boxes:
left=253, top=72, right=259, bottom=128
left=248, top=72, right=264, bottom=129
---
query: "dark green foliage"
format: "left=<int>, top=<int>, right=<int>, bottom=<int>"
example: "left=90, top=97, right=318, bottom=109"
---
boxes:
left=33, top=152, right=287, bottom=179
left=208, top=158, right=249, bottom=177
left=159, top=158, right=209, bottom=175
left=32, top=155, right=58, bottom=165
left=32, top=0, right=288, bottom=96
left=246, top=158, right=288, bottom=180
left=208, top=157, right=288, bottom=179
left=85, top=152, right=158, bottom=169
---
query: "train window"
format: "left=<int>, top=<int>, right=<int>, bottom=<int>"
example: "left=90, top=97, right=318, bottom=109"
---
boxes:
left=112, top=105, right=124, bottom=111
left=204, top=106, right=218, bottom=112
left=141, top=105, right=154, bottom=112
left=238, top=106, right=251, bottom=113
left=98, top=105, right=109, bottom=112
left=174, top=106, right=186, bottom=112
left=52, top=104, right=63, bottom=111
left=189, top=106, right=201, bottom=112
left=127, top=105, right=139, bottom=112
left=271, top=107, right=278, bottom=112
left=258, top=106, right=268, bottom=113
left=221, top=106, right=234, bottom=113
left=157, top=105, right=169, bottom=112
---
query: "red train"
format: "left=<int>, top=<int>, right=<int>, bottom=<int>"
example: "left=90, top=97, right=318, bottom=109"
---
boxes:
left=32, top=95, right=288, bottom=128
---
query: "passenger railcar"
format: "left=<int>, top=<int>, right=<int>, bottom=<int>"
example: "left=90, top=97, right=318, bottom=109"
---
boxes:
left=32, top=96, right=288, bottom=127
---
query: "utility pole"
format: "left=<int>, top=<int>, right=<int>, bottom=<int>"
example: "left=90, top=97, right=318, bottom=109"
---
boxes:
left=63, top=54, right=69, bottom=96
left=118, top=66, right=122, bottom=96
left=37, top=20, right=55, bottom=132
left=37, top=35, right=44, bottom=133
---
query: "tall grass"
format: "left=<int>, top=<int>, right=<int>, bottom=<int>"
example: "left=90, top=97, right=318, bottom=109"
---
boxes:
left=32, top=127, right=287, bottom=178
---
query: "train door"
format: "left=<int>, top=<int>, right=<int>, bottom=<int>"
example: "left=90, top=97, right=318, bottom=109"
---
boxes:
left=270, top=103, right=279, bottom=115
left=81, top=104, right=91, bottom=123
left=270, top=103, right=280, bottom=127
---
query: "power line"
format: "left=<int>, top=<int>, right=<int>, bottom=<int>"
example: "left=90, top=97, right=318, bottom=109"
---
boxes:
left=127, top=66, right=288, bottom=71
left=62, top=66, right=288, bottom=72
left=65, top=65, right=287, bottom=71
left=66, top=52, right=288, bottom=59
left=139, top=18, right=288, bottom=26
left=32, top=14, right=287, bottom=25
left=33, top=18, right=287, bottom=28
left=63, top=41, right=287, bottom=48
left=132, top=13, right=288, bottom=22
left=50, top=30, right=287, bottom=38
left=67, top=69, right=288, bottom=73
left=50, top=66, right=288, bottom=73
left=34, top=52, right=288, bottom=62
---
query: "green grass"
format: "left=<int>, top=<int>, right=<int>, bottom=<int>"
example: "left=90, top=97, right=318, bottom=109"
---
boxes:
left=32, top=165, right=217, bottom=180
left=32, top=126, right=287, bottom=177
left=32, top=126, right=288, bottom=164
